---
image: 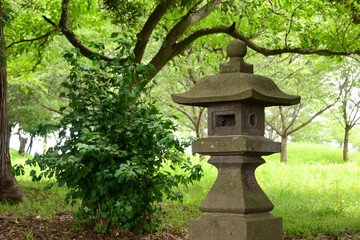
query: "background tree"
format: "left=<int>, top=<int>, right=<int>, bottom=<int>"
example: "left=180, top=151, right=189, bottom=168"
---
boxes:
left=331, top=62, right=360, bottom=162
left=0, top=1, right=25, bottom=203
left=259, top=55, right=338, bottom=163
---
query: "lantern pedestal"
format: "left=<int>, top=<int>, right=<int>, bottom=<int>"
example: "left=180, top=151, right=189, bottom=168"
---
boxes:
left=188, top=212, right=282, bottom=240
left=188, top=155, right=282, bottom=240
left=198, top=156, right=274, bottom=214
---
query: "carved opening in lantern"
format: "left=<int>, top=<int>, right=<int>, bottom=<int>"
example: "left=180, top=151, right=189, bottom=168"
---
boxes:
left=215, top=113, right=236, bottom=127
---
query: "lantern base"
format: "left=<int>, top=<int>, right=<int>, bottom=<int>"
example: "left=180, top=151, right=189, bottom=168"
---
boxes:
left=188, top=212, right=282, bottom=240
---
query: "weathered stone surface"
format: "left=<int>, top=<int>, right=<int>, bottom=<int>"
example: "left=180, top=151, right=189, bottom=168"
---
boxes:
left=171, top=39, right=297, bottom=240
left=192, top=135, right=281, bottom=156
left=199, top=156, right=274, bottom=214
left=188, top=213, right=283, bottom=240
left=220, top=57, right=254, bottom=74
left=208, top=103, right=265, bottom=136
left=227, top=39, right=248, bottom=58
left=221, top=39, right=254, bottom=74
left=171, top=72, right=300, bottom=107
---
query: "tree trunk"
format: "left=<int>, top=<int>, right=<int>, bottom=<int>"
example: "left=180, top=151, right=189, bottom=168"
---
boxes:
left=26, top=136, right=33, bottom=154
left=343, top=125, right=351, bottom=162
left=18, top=135, right=28, bottom=156
left=43, top=134, right=47, bottom=154
left=0, top=2, right=25, bottom=203
left=280, top=135, right=288, bottom=163
left=195, top=108, right=207, bottom=139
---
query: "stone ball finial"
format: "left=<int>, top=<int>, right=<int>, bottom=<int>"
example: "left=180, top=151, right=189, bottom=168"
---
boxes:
left=226, top=39, right=247, bottom=58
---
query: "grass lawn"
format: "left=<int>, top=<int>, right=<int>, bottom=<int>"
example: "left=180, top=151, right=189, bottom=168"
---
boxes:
left=1, top=143, right=360, bottom=239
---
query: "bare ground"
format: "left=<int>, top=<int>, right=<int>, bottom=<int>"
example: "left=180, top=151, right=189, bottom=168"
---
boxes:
left=1, top=213, right=359, bottom=240
left=0, top=213, right=187, bottom=240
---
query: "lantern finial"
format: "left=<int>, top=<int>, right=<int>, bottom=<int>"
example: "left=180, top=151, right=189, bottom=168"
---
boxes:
left=220, top=39, right=253, bottom=74
left=227, top=39, right=247, bottom=58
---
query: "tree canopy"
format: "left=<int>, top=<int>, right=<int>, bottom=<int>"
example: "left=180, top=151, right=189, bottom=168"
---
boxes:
left=16, top=0, right=359, bottom=84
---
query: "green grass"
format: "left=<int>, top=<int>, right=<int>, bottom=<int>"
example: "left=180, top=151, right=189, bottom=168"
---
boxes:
left=260, top=143, right=360, bottom=237
left=2, top=144, right=360, bottom=239
left=160, top=143, right=360, bottom=238
left=0, top=150, right=77, bottom=220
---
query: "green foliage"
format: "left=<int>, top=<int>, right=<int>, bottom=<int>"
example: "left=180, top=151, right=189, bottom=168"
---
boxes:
left=103, top=0, right=145, bottom=24
left=26, top=42, right=203, bottom=233
left=290, top=119, right=342, bottom=145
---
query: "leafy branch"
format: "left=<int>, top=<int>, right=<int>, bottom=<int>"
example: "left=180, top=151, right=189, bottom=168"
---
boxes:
left=6, top=29, right=56, bottom=49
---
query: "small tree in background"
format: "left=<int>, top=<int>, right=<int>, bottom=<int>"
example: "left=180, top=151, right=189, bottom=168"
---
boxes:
left=331, top=62, right=360, bottom=162
left=258, top=55, right=338, bottom=163
left=26, top=42, right=203, bottom=233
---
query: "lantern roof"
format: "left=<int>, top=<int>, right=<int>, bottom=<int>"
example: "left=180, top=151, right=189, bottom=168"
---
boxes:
left=171, top=39, right=300, bottom=107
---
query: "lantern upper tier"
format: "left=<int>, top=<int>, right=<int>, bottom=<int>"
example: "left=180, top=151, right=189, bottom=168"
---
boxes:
left=171, top=39, right=300, bottom=107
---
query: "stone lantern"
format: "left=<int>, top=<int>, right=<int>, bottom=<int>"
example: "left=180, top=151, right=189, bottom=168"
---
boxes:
left=171, top=39, right=300, bottom=240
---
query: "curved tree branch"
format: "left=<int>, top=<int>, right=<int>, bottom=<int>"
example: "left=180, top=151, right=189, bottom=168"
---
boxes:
left=285, top=4, right=301, bottom=48
left=165, top=0, right=221, bottom=44
left=265, top=118, right=282, bottom=136
left=148, top=0, right=222, bottom=81
left=48, top=0, right=360, bottom=87
left=28, top=87, right=64, bottom=115
left=155, top=21, right=360, bottom=79
left=229, top=30, right=360, bottom=56
left=171, top=23, right=236, bottom=59
left=288, top=104, right=334, bottom=135
left=169, top=104, right=196, bottom=126
left=57, top=0, right=114, bottom=62
left=174, top=23, right=360, bottom=59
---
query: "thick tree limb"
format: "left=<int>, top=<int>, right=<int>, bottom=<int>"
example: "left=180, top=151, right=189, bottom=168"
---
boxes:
left=149, top=20, right=360, bottom=85
left=171, top=23, right=236, bottom=59
left=48, top=0, right=360, bottom=87
left=42, top=15, right=57, bottom=28
left=57, top=0, right=114, bottom=62
left=133, top=2, right=169, bottom=63
left=165, top=0, right=221, bottom=44
left=168, top=23, right=360, bottom=58
left=148, top=0, right=222, bottom=82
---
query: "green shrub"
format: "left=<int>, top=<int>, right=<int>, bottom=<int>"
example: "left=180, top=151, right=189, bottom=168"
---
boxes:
left=26, top=41, right=203, bottom=233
